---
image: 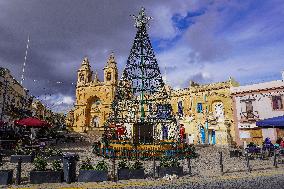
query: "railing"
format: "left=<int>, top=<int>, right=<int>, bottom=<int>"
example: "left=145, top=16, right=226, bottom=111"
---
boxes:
left=240, top=111, right=259, bottom=122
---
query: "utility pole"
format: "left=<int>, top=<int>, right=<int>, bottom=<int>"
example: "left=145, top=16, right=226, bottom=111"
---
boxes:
left=21, top=35, right=30, bottom=86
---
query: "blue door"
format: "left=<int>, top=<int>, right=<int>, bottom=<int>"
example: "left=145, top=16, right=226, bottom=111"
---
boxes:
left=200, top=127, right=205, bottom=144
left=212, top=130, right=216, bottom=145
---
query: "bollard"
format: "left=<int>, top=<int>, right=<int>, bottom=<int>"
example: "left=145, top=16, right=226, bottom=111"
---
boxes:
left=187, top=158, right=192, bottom=175
left=246, top=153, right=251, bottom=173
left=273, top=149, right=278, bottom=168
left=219, top=152, right=224, bottom=175
left=15, top=157, right=22, bottom=185
left=63, top=153, right=78, bottom=184
left=152, top=157, right=156, bottom=178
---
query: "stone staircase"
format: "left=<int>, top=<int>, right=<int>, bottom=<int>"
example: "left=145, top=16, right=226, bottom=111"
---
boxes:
left=84, top=128, right=104, bottom=143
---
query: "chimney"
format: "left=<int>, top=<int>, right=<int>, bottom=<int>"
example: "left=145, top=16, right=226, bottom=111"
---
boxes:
left=282, top=71, right=284, bottom=81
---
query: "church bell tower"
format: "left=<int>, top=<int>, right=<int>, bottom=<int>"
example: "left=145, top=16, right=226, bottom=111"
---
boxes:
left=77, top=57, right=92, bottom=87
left=103, top=53, right=118, bottom=85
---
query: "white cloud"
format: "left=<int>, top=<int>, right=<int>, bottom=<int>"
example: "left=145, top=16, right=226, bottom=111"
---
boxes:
left=153, top=0, right=284, bottom=88
left=62, top=96, right=74, bottom=105
left=38, top=93, right=74, bottom=113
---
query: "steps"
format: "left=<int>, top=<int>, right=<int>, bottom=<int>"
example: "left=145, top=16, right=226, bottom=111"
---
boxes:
left=85, top=128, right=104, bottom=143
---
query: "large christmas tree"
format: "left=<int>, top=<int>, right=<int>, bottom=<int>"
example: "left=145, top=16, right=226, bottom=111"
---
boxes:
left=106, top=7, right=177, bottom=143
left=94, top=8, right=197, bottom=163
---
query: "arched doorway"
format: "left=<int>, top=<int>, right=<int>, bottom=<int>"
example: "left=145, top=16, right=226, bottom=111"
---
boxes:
left=85, top=96, right=102, bottom=131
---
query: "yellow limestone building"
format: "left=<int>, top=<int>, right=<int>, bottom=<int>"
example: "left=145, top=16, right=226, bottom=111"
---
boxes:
left=71, top=54, right=118, bottom=132
left=69, top=54, right=240, bottom=145
left=170, top=78, right=239, bottom=145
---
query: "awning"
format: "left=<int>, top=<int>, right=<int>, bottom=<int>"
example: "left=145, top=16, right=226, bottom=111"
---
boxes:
left=256, top=115, right=284, bottom=128
left=14, top=117, right=51, bottom=128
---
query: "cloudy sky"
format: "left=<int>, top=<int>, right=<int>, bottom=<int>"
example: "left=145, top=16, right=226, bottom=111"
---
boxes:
left=1, top=0, right=284, bottom=113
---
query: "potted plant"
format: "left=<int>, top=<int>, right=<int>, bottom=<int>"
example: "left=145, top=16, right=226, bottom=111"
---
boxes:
left=117, top=161, right=130, bottom=180
left=157, top=156, right=183, bottom=177
left=0, top=170, right=13, bottom=185
left=117, top=160, right=145, bottom=180
left=129, top=160, right=145, bottom=179
left=78, top=158, right=108, bottom=182
left=30, top=157, right=63, bottom=184
left=10, top=147, right=35, bottom=163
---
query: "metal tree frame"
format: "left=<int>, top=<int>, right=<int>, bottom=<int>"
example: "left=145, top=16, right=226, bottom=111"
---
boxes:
left=95, top=8, right=197, bottom=161
left=105, top=7, right=177, bottom=141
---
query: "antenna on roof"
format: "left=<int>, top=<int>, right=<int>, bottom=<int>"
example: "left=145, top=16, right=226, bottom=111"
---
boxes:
left=21, top=35, right=30, bottom=86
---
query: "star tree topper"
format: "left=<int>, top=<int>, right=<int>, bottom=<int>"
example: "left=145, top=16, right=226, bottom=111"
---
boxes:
left=132, top=7, right=153, bottom=28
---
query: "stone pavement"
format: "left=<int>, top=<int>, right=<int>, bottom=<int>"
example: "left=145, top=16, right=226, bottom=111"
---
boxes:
left=5, top=166, right=284, bottom=189
left=2, top=143, right=284, bottom=188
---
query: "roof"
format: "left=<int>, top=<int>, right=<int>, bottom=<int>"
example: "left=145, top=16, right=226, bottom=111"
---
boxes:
left=231, top=80, right=284, bottom=94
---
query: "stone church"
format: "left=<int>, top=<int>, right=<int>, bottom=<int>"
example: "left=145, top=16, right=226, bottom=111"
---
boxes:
left=71, top=53, right=118, bottom=133
left=66, top=53, right=239, bottom=145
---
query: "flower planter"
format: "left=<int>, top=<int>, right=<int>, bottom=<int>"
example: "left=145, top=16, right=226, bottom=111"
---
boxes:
left=10, top=154, right=34, bottom=163
left=129, top=169, right=145, bottom=179
left=30, top=170, right=63, bottom=184
left=118, top=169, right=130, bottom=180
left=0, top=170, right=13, bottom=185
left=118, top=169, right=145, bottom=180
left=78, top=170, right=108, bottom=182
left=157, top=166, right=183, bottom=177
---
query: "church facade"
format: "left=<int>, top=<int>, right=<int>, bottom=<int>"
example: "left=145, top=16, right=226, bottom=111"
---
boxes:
left=68, top=54, right=240, bottom=145
left=71, top=54, right=118, bottom=133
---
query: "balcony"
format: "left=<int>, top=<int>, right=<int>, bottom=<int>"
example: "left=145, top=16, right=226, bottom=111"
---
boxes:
left=240, top=110, right=259, bottom=123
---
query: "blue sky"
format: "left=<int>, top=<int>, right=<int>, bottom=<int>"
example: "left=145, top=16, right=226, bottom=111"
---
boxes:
left=151, top=0, right=284, bottom=88
left=1, top=0, right=284, bottom=112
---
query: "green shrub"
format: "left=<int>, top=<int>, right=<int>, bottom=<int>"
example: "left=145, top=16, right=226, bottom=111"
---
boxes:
left=51, top=160, right=62, bottom=171
left=80, top=158, right=95, bottom=170
left=34, top=157, right=48, bottom=171
left=160, top=156, right=170, bottom=168
left=160, top=156, right=180, bottom=168
left=170, top=158, right=180, bottom=167
left=130, top=161, right=143, bottom=170
left=95, top=160, right=108, bottom=171
left=118, top=161, right=129, bottom=169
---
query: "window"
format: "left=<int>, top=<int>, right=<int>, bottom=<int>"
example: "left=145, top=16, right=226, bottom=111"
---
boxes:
left=79, top=73, right=84, bottom=82
left=272, top=96, right=283, bottom=110
left=197, top=103, right=202, bottom=113
left=245, top=101, right=254, bottom=118
left=106, top=72, right=111, bottom=81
